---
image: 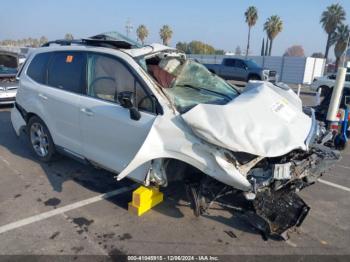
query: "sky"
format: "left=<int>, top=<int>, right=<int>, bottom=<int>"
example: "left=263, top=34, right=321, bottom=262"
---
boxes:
left=1, top=0, right=350, bottom=58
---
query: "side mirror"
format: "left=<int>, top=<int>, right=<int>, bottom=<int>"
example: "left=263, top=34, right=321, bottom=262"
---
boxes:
left=118, top=91, right=141, bottom=121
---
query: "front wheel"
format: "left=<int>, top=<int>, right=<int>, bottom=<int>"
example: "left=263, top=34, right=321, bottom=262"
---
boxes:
left=27, top=116, right=55, bottom=162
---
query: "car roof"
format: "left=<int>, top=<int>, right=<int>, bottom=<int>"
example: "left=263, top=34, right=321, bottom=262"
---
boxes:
left=39, top=32, right=177, bottom=58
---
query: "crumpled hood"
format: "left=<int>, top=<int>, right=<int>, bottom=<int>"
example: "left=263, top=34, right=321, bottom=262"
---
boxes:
left=181, top=81, right=312, bottom=157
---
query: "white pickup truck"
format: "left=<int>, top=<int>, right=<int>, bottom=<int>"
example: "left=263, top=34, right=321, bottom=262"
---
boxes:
left=310, top=71, right=350, bottom=95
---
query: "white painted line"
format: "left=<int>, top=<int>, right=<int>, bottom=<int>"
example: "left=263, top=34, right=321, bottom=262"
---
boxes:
left=0, top=185, right=137, bottom=235
left=318, top=179, right=350, bottom=192
left=338, top=164, right=350, bottom=170
left=285, top=239, right=297, bottom=247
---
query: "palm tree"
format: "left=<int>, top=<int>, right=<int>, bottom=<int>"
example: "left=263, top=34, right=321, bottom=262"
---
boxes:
left=244, top=6, right=258, bottom=57
left=320, top=4, right=346, bottom=61
left=159, top=25, right=173, bottom=46
left=264, top=15, right=283, bottom=56
left=332, top=24, right=350, bottom=67
left=136, top=25, right=149, bottom=45
left=64, top=33, right=74, bottom=41
left=39, top=36, right=48, bottom=46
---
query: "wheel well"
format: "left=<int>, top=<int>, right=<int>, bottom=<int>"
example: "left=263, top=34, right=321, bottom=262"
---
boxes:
left=248, top=74, right=261, bottom=80
left=319, top=85, right=330, bottom=89
left=26, top=113, right=39, bottom=123
left=164, top=158, right=205, bottom=183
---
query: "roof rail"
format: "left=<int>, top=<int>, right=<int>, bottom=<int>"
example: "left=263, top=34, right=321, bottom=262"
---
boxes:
left=41, top=39, right=83, bottom=47
left=41, top=37, right=137, bottom=49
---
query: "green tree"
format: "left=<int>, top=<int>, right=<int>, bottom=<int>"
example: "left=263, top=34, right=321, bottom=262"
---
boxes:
left=159, top=25, right=173, bottom=46
left=176, top=41, right=222, bottom=54
left=320, top=3, right=346, bottom=61
left=264, top=15, right=283, bottom=56
left=244, top=6, right=258, bottom=57
left=39, top=36, right=48, bottom=46
left=136, top=25, right=149, bottom=45
left=64, top=33, right=74, bottom=41
left=176, top=42, right=189, bottom=53
left=283, top=45, right=305, bottom=57
left=332, top=24, right=350, bottom=67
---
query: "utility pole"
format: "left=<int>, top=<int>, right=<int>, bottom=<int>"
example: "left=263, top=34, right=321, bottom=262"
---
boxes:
left=326, top=34, right=350, bottom=127
left=125, top=18, right=133, bottom=38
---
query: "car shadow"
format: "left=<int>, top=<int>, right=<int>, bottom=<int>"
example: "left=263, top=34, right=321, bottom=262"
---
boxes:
left=0, top=107, right=274, bottom=240
left=0, top=106, right=133, bottom=210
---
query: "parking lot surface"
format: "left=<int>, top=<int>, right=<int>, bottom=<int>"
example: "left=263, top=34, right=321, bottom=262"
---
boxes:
left=0, top=94, right=350, bottom=257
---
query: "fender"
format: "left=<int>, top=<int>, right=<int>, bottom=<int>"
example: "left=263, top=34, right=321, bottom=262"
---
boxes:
left=117, top=113, right=252, bottom=191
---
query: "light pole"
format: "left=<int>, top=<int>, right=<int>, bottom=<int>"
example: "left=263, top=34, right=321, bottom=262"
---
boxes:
left=125, top=18, right=133, bottom=38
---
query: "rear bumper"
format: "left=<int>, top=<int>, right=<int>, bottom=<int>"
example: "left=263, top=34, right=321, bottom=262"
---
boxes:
left=0, top=90, right=17, bottom=105
left=11, top=106, right=26, bottom=136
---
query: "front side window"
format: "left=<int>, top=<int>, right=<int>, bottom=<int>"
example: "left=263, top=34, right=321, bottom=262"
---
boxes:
left=27, top=52, right=52, bottom=84
left=86, top=53, right=154, bottom=112
left=236, top=60, right=247, bottom=69
left=47, top=52, right=86, bottom=94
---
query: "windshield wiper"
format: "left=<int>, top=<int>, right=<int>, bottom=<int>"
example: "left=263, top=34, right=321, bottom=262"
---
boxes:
left=176, top=84, right=232, bottom=100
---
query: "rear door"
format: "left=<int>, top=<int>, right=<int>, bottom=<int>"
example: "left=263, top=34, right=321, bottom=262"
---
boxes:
left=220, top=59, right=237, bottom=80
left=79, top=52, right=157, bottom=173
left=44, top=51, right=86, bottom=155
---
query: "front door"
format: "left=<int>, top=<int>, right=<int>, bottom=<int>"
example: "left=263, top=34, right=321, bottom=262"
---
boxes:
left=79, top=52, right=156, bottom=173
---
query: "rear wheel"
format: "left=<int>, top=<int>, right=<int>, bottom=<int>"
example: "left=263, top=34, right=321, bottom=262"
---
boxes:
left=27, top=116, right=55, bottom=162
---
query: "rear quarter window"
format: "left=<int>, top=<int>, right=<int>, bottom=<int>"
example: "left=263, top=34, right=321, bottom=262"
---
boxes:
left=27, top=52, right=52, bottom=84
left=47, top=52, right=86, bottom=94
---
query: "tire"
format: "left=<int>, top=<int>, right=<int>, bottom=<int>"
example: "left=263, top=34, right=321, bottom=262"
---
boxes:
left=317, top=86, right=331, bottom=97
left=27, top=116, right=55, bottom=162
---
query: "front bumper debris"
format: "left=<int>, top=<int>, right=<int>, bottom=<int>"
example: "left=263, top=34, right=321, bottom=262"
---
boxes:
left=185, top=144, right=340, bottom=240
left=245, top=189, right=310, bottom=239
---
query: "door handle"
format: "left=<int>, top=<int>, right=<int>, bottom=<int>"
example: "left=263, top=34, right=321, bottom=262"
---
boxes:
left=38, top=93, right=48, bottom=100
left=80, top=108, right=94, bottom=116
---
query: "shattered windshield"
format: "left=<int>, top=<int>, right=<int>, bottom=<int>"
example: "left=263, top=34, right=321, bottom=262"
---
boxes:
left=164, top=60, right=239, bottom=113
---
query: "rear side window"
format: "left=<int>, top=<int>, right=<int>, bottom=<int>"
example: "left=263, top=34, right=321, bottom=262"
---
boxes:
left=27, top=52, right=51, bottom=84
left=47, top=52, right=86, bottom=94
left=224, top=59, right=236, bottom=67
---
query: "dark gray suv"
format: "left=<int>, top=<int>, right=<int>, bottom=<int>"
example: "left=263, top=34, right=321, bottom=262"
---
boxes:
left=205, top=58, right=277, bottom=82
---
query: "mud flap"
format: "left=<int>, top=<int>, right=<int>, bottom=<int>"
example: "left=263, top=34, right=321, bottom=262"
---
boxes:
left=244, top=189, right=310, bottom=239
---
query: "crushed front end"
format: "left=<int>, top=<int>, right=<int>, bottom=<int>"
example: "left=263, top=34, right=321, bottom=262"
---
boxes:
left=186, top=128, right=340, bottom=240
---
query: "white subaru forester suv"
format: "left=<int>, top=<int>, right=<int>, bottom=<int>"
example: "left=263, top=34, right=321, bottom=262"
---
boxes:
left=11, top=32, right=339, bottom=238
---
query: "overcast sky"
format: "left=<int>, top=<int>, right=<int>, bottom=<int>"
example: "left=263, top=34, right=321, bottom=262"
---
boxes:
left=1, top=0, right=350, bottom=58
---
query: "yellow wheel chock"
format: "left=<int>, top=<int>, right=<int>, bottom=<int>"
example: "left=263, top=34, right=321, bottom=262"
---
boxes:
left=128, top=186, right=164, bottom=216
